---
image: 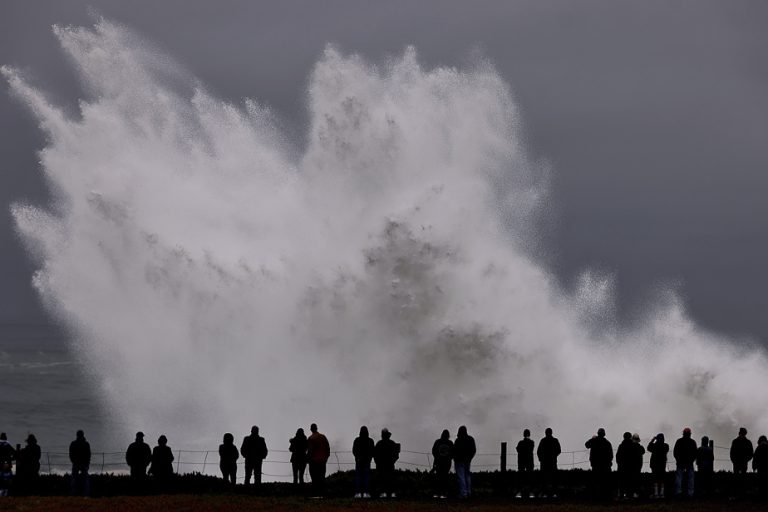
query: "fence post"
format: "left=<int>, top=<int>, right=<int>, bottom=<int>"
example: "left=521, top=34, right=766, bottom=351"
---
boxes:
left=203, top=450, right=209, bottom=474
left=102, top=452, right=105, bottom=472
left=47, top=452, right=52, bottom=473
left=334, top=452, right=341, bottom=472
left=177, top=450, right=182, bottom=474
left=500, top=442, right=507, bottom=472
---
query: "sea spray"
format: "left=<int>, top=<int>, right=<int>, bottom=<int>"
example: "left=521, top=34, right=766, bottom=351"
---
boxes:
left=4, top=20, right=767, bottom=465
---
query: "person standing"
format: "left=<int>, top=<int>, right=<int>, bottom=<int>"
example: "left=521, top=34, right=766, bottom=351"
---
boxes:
left=695, top=435, right=714, bottom=498
left=16, top=434, right=41, bottom=495
left=352, top=426, right=374, bottom=498
left=616, top=432, right=634, bottom=499
left=431, top=429, right=453, bottom=499
left=307, top=423, right=330, bottom=496
left=730, top=427, right=754, bottom=499
left=241, top=426, right=268, bottom=486
left=753, top=435, right=768, bottom=499
left=629, top=434, right=645, bottom=498
left=69, top=430, right=91, bottom=496
left=219, top=433, right=240, bottom=485
left=515, top=429, right=534, bottom=499
left=536, top=428, right=561, bottom=498
left=585, top=428, right=613, bottom=500
left=0, top=433, right=14, bottom=497
left=374, top=428, right=399, bottom=498
left=149, top=435, right=174, bottom=486
left=125, top=431, right=152, bottom=480
left=647, top=433, right=669, bottom=498
left=289, top=428, right=308, bottom=484
left=454, top=426, right=476, bottom=498
left=673, top=427, right=697, bottom=498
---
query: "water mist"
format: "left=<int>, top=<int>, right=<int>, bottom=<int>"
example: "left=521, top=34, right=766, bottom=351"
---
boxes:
left=4, top=20, right=768, bottom=472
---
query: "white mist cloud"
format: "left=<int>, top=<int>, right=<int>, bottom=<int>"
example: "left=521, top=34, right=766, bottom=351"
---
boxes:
left=4, top=19, right=767, bottom=471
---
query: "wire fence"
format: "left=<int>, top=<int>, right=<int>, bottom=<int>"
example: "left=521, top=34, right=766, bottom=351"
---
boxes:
left=31, top=444, right=736, bottom=481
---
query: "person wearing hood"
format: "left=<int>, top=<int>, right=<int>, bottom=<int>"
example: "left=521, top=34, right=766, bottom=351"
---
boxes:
left=454, top=426, right=476, bottom=498
left=648, top=433, right=669, bottom=498
left=431, top=429, right=453, bottom=499
left=149, top=435, right=174, bottom=485
left=289, top=428, right=308, bottom=485
left=219, top=432, right=240, bottom=485
left=352, top=426, right=374, bottom=498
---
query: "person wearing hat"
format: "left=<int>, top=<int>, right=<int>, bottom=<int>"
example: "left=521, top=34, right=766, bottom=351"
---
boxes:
left=730, top=427, right=754, bottom=499
left=647, top=433, right=669, bottom=498
left=126, top=431, right=152, bottom=481
left=673, top=427, right=697, bottom=498
left=374, top=428, right=400, bottom=498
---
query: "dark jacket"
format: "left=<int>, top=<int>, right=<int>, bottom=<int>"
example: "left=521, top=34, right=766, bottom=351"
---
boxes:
left=149, top=445, right=174, bottom=477
left=585, top=436, right=613, bottom=470
left=647, top=439, right=669, bottom=472
left=516, top=438, right=534, bottom=470
left=0, top=441, right=15, bottom=465
left=432, top=438, right=453, bottom=470
left=126, top=441, right=152, bottom=470
left=616, top=439, right=644, bottom=472
left=673, top=435, right=697, bottom=468
left=353, top=436, right=375, bottom=465
left=289, top=435, right=308, bottom=464
left=241, top=435, right=268, bottom=461
left=454, top=434, right=476, bottom=465
left=537, top=436, right=561, bottom=470
left=730, top=436, right=754, bottom=467
left=753, top=444, right=768, bottom=473
left=219, top=443, right=240, bottom=468
left=696, top=445, right=714, bottom=472
left=307, top=432, right=330, bottom=464
left=69, top=438, right=91, bottom=468
left=374, top=439, right=400, bottom=470
left=18, top=444, right=41, bottom=477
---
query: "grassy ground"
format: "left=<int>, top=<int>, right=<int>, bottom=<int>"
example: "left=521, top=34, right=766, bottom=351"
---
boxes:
left=4, top=495, right=768, bottom=512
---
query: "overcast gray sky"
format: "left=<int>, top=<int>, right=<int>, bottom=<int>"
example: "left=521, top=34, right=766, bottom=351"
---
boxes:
left=1, top=0, right=767, bottom=341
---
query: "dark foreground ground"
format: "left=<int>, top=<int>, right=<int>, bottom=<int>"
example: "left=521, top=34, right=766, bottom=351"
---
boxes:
left=4, top=495, right=768, bottom=512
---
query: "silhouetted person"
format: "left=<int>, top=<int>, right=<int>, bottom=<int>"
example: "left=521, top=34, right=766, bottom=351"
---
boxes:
left=307, top=423, right=330, bottom=496
left=18, top=434, right=41, bottom=479
left=730, top=427, right=754, bottom=499
left=289, top=428, right=308, bottom=484
left=585, top=428, right=613, bottom=500
left=352, top=426, right=374, bottom=498
left=616, top=432, right=644, bottom=499
left=753, top=435, right=768, bottom=499
left=648, top=433, right=669, bottom=498
left=126, top=431, right=151, bottom=480
left=695, top=435, right=714, bottom=497
left=516, top=429, right=534, bottom=498
left=240, top=426, right=267, bottom=485
left=454, top=425, right=476, bottom=498
left=219, top=432, right=239, bottom=485
left=673, top=427, right=697, bottom=498
left=537, top=427, right=561, bottom=498
left=0, top=433, right=14, bottom=497
left=431, top=429, right=453, bottom=498
left=149, top=435, right=174, bottom=485
left=69, top=430, right=91, bottom=496
left=374, top=428, right=399, bottom=498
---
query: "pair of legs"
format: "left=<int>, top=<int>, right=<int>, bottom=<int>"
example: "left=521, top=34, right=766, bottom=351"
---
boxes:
left=220, top=463, right=237, bottom=485
left=675, top=465, right=694, bottom=497
left=354, top=461, right=371, bottom=496
left=292, top=461, right=306, bottom=484
left=308, top=461, right=326, bottom=495
left=244, top=459, right=263, bottom=485
left=70, top=465, right=91, bottom=496
left=377, top=465, right=395, bottom=497
left=455, top=462, right=472, bottom=498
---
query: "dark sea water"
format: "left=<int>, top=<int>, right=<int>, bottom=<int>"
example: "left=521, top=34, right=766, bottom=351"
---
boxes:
left=0, top=324, right=110, bottom=459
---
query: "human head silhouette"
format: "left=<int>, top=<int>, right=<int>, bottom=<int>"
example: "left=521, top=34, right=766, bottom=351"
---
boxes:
left=597, top=428, right=606, bottom=438
left=251, top=426, right=259, bottom=435
left=623, top=432, right=631, bottom=441
left=158, top=435, right=167, bottom=446
left=295, top=428, right=304, bottom=437
left=381, top=428, right=391, bottom=439
left=76, top=430, right=85, bottom=439
left=545, top=428, right=553, bottom=437
left=223, top=432, right=234, bottom=444
left=682, top=427, right=691, bottom=438
left=441, top=429, right=450, bottom=440
left=523, top=429, right=530, bottom=438
left=739, top=427, right=748, bottom=437
left=310, top=423, right=318, bottom=433
left=359, top=426, right=369, bottom=437
left=458, top=425, right=468, bottom=437
left=136, top=431, right=144, bottom=441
